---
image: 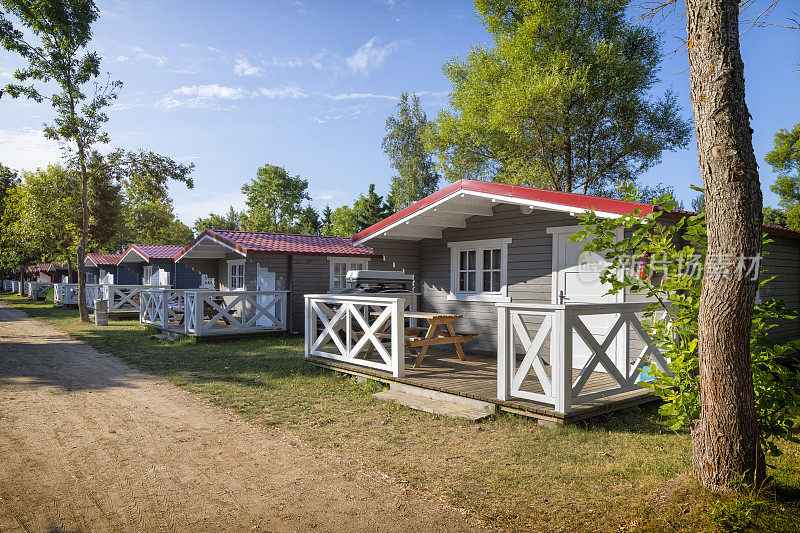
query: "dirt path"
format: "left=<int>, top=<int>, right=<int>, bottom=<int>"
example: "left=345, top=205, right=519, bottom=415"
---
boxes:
left=0, top=302, right=489, bottom=533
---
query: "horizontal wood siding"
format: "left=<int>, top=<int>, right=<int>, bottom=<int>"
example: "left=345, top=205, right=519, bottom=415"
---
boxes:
left=180, top=259, right=219, bottom=287
left=761, top=236, right=800, bottom=343
left=116, top=265, right=140, bottom=285
left=290, top=255, right=332, bottom=333
left=419, top=204, right=579, bottom=353
left=174, top=262, right=202, bottom=289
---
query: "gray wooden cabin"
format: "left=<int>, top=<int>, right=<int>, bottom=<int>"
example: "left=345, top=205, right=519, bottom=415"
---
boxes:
left=303, top=179, right=800, bottom=422
left=175, top=230, right=389, bottom=334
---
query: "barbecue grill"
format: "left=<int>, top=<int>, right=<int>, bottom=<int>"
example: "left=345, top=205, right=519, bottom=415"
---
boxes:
left=343, top=270, right=414, bottom=293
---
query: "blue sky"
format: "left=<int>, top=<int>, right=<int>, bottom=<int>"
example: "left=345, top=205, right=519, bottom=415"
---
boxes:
left=1, top=0, right=798, bottom=226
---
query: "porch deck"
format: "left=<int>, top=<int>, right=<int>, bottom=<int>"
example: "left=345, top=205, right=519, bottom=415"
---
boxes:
left=310, top=348, right=656, bottom=423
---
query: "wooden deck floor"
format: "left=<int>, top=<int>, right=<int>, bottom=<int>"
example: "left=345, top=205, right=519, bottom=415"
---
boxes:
left=310, top=347, right=656, bottom=423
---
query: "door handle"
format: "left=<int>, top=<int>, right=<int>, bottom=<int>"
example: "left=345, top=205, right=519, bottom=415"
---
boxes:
left=559, top=290, right=570, bottom=304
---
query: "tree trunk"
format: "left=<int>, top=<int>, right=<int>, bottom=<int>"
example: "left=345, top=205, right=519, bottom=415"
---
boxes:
left=77, top=142, right=90, bottom=322
left=685, top=0, right=765, bottom=490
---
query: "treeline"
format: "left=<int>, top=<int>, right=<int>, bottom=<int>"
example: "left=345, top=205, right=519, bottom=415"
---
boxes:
left=0, top=150, right=194, bottom=271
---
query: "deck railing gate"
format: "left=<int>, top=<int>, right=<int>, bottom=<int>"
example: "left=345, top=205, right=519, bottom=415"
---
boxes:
left=497, top=302, right=670, bottom=415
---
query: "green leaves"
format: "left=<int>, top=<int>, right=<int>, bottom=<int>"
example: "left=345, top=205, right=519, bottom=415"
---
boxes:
left=382, top=92, right=440, bottom=210
left=426, top=0, right=691, bottom=194
left=578, top=182, right=800, bottom=458
left=240, top=164, right=310, bottom=234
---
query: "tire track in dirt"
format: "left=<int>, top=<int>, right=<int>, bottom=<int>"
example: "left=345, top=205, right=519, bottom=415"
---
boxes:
left=0, top=302, right=492, bottom=532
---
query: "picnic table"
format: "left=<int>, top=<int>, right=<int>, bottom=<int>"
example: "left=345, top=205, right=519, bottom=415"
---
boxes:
left=369, top=311, right=476, bottom=368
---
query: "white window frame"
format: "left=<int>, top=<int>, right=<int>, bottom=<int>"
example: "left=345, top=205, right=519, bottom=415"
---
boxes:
left=328, top=257, right=370, bottom=292
left=227, top=259, right=246, bottom=291
left=143, top=265, right=154, bottom=286
left=447, top=238, right=511, bottom=302
left=86, top=272, right=97, bottom=285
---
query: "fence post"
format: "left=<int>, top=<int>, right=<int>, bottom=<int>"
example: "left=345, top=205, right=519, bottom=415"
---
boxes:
left=391, top=298, right=405, bottom=378
left=497, top=305, right=511, bottom=401
left=552, top=307, right=573, bottom=415
left=304, top=296, right=311, bottom=359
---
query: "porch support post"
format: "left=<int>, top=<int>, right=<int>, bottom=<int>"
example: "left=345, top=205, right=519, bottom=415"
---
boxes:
left=553, top=307, right=573, bottom=415
left=304, top=296, right=311, bottom=359
left=497, top=305, right=511, bottom=401
left=161, top=290, right=169, bottom=330
left=391, top=298, right=405, bottom=378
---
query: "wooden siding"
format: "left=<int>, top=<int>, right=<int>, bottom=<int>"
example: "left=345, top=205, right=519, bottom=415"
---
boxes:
left=761, top=236, right=800, bottom=343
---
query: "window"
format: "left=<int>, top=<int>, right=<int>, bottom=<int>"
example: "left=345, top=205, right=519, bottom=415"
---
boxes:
left=329, top=258, right=369, bottom=292
left=227, top=259, right=246, bottom=291
left=143, top=266, right=153, bottom=285
left=86, top=272, right=97, bottom=285
left=448, top=238, right=511, bottom=302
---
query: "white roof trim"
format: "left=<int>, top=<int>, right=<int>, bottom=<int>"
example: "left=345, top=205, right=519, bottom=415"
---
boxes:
left=118, top=246, right=149, bottom=264
left=353, top=190, right=621, bottom=246
left=175, top=233, right=245, bottom=262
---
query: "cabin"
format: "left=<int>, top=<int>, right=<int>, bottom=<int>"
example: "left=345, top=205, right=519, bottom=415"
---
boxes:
left=154, top=230, right=387, bottom=337
left=304, top=179, right=800, bottom=423
left=83, top=253, right=127, bottom=285
left=117, top=244, right=204, bottom=288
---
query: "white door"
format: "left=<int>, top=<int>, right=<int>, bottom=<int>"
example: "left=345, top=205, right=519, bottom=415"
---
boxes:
left=552, top=229, right=622, bottom=370
left=256, top=265, right=276, bottom=327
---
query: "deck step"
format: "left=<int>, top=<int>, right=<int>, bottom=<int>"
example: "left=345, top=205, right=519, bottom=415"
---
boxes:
left=374, top=383, right=495, bottom=421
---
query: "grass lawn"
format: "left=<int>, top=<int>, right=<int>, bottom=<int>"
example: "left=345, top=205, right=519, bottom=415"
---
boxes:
left=3, top=294, right=800, bottom=532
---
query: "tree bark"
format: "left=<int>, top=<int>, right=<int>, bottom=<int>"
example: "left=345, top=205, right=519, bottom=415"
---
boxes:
left=77, top=141, right=90, bottom=322
left=685, top=0, right=765, bottom=490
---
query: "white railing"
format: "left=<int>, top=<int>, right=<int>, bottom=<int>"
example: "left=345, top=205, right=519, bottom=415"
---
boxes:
left=304, top=294, right=406, bottom=377
left=140, top=289, right=190, bottom=330
left=54, top=283, right=80, bottom=306
left=182, top=290, right=288, bottom=337
left=100, top=284, right=170, bottom=314
left=3, top=280, right=12, bottom=291
left=26, top=281, right=53, bottom=300
left=85, top=284, right=103, bottom=309
left=497, top=302, right=670, bottom=415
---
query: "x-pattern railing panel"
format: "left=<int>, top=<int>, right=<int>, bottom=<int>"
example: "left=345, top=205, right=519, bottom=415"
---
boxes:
left=305, top=294, right=405, bottom=377
left=498, top=302, right=672, bottom=414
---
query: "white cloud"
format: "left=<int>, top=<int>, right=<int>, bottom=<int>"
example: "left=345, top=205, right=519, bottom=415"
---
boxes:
left=172, top=84, right=250, bottom=100
left=233, top=57, right=263, bottom=76
left=125, top=46, right=168, bottom=66
left=258, top=86, right=307, bottom=98
left=1, top=71, right=12, bottom=78
left=326, top=92, right=396, bottom=100
left=272, top=56, right=305, bottom=68
left=0, top=128, right=62, bottom=171
left=346, top=36, right=402, bottom=74
left=312, top=105, right=365, bottom=123
left=156, top=83, right=308, bottom=110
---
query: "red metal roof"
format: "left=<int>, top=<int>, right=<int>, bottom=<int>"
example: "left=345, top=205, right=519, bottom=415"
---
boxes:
left=352, top=179, right=800, bottom=243
left=352, top=179, right=654, bottom=243
left=177, top=230, right=379, bottom=260
left=127, top=244, right=186, bottom=261
left=26, top=262, right=62, bottom=273
left=84, top=253, right=123, bottom=266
